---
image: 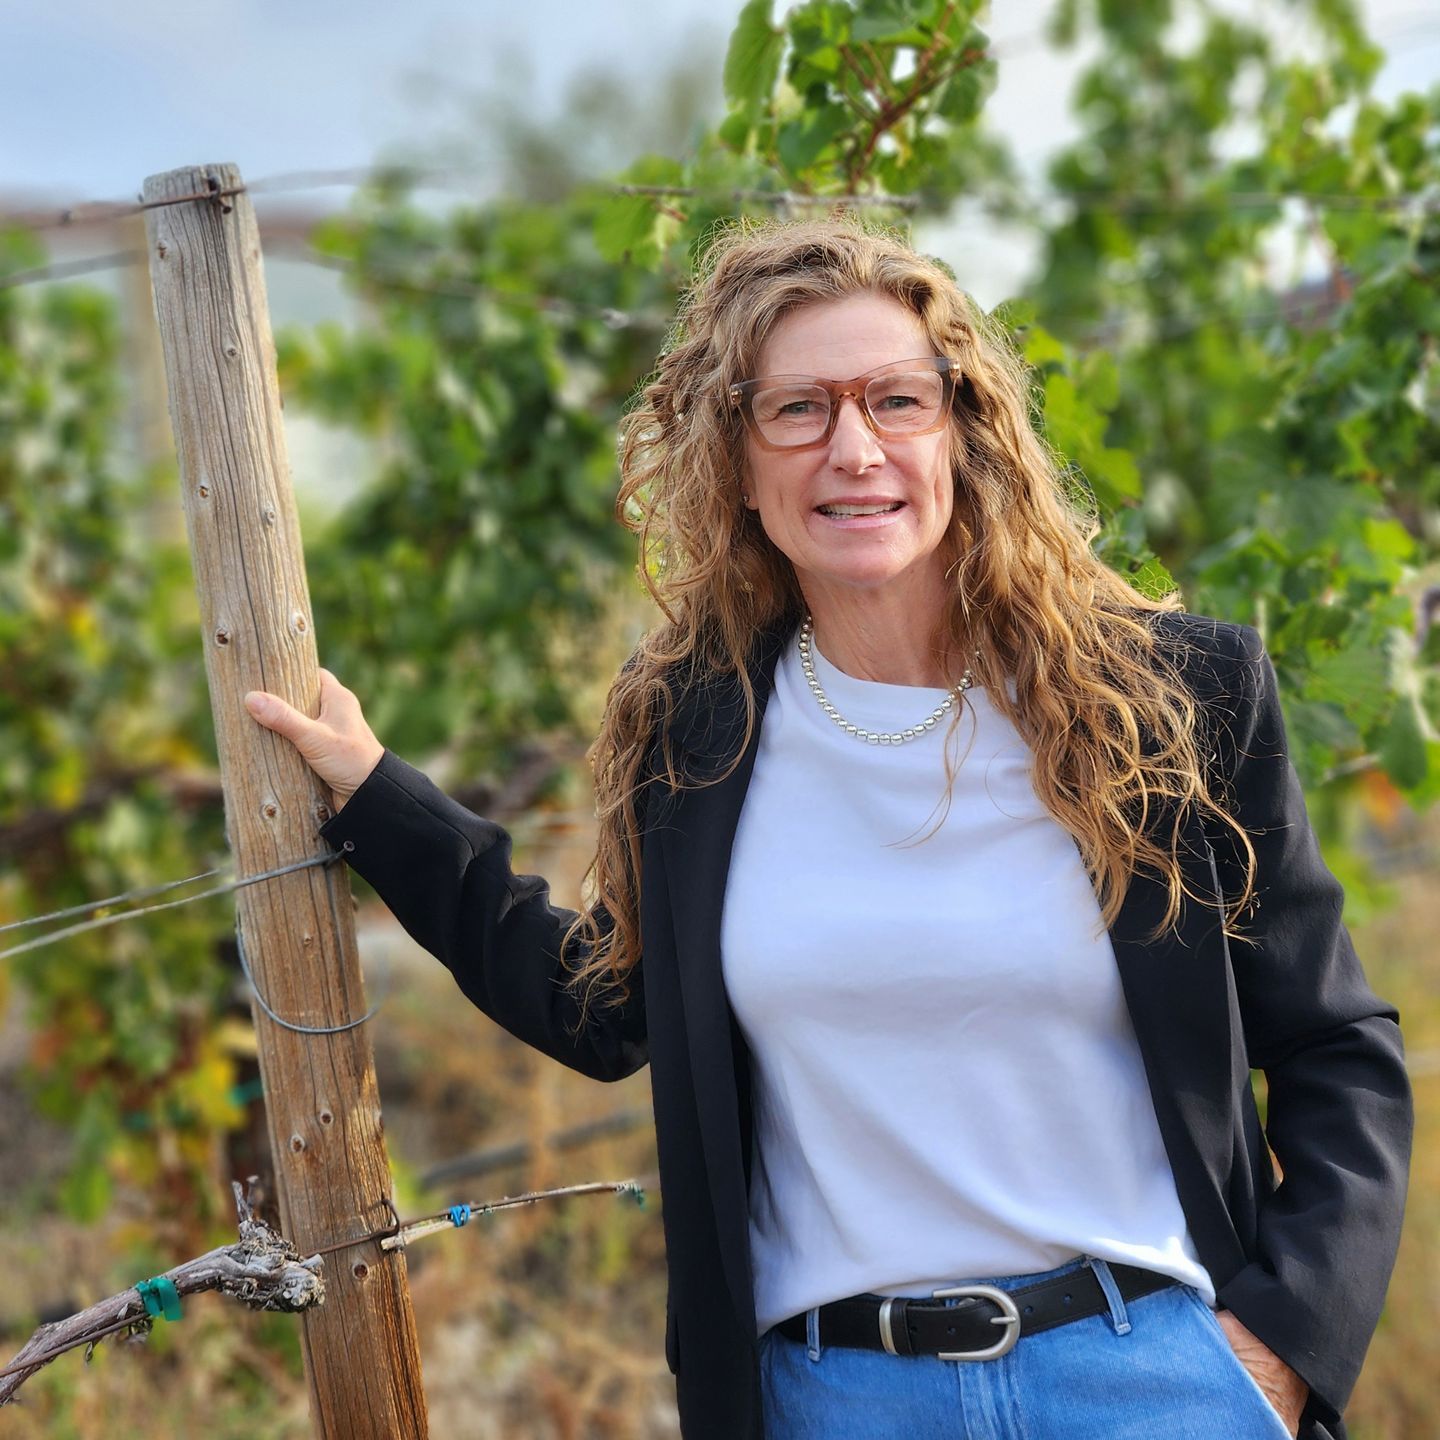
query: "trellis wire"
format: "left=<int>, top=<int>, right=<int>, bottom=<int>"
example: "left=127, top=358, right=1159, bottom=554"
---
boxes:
left=0, top=1173, right=659, bottom=1386
left=0, top=800, right=599, bottom=955
left=266, top=238, right=667, bottom=330
left=0, top=234, right=1394, bottom=352
left=0, top=797, right=599, bottom=1025
left=2, top=153, right=1435, bottom=292
left=0, top=844, right=395, bottom=1032
left=0, top=863, right=227, bottom=933
left=0, top=850, right=342, bottom=961
left=231, top=854, right=391, bottom=1036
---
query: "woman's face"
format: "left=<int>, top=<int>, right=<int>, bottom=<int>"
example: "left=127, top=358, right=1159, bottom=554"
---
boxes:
left=741, top=291, right=955, bottom=614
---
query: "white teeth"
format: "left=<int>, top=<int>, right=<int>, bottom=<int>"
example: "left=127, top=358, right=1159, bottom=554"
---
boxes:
left=818, top=502, right=903, bottom=517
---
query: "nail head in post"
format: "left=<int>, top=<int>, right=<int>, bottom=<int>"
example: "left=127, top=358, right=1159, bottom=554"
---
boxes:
left=204, top=171, right=234, bottom=215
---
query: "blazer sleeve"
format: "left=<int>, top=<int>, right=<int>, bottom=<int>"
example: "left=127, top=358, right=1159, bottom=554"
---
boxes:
left=315, top=748, right=649, bottom=1084
left=1209, top=623, right=1414, bottom=1434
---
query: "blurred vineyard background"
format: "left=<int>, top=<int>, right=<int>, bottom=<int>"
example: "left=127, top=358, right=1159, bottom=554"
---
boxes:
left=2, top=0, right=1439, bottom=1434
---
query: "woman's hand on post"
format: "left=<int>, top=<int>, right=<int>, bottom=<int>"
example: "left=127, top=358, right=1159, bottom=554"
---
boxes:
left=243, top=668, right=385, bottom=813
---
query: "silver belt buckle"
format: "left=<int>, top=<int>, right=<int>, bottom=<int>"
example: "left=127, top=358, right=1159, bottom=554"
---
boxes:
left=928, top=1284, right=1023, bottom=1361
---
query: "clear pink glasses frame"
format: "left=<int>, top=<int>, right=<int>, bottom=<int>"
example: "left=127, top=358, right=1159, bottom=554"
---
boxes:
left=729, top=355, right=959, bottom=452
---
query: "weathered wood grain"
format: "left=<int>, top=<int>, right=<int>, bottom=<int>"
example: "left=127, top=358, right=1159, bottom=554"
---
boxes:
left=141, top=162, right=428, bottom=1438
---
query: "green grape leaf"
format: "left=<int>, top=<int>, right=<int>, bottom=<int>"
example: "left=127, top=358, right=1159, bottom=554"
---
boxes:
left=1379, top=693, right=1430, bottom=792
left=724, top=0, right=785, bottom=117
left=777, top=104, right=853, bottom=174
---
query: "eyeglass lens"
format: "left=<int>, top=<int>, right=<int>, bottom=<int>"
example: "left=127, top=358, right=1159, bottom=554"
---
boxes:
left=748, top=369, right=947, bottom=447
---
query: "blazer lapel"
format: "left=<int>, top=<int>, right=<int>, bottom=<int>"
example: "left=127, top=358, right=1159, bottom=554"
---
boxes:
left=657, top=622, right=790, bottom=1338
left=1105, top=825, right=1252, bottom=1280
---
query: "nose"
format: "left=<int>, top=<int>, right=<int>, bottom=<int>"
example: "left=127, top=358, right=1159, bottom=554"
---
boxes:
left=827, top=394, right=883, bottom=471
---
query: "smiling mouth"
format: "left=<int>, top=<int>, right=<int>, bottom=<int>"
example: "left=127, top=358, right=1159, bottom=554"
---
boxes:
left=815, top=501, right=905, bottom=517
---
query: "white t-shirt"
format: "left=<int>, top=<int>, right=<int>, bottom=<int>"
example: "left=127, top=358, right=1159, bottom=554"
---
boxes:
left=720, top=626, right=1216, bottom=1338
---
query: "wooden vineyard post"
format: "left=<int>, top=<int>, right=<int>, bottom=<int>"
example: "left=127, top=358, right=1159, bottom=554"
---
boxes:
left=141, top=163, right=429, bottom=1437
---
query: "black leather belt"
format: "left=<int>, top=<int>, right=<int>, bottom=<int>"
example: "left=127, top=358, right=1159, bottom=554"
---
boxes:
left=774, top=1262, right=1177, bottom=1361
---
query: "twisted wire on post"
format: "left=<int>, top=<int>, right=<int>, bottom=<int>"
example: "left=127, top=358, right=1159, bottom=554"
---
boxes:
left=232, top=850, right=390, bottom=1036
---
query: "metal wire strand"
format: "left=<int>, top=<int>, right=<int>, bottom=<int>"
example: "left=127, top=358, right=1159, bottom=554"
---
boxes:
left=0, top=865, right=227, bottom=934
left=232, top=855, right=390, bottom=1035
left=0, top=851, right=343, bottom=962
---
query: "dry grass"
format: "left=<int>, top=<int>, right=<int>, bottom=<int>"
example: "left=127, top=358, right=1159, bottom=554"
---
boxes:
left=1332, top=810, right=1440, bottom=1438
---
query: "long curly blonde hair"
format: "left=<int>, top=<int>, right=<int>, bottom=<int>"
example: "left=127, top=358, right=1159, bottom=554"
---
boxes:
left=561, top=215, right=1257, bottom=1030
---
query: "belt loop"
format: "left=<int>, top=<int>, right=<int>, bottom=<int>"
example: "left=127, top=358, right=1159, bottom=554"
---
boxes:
left=888, top=1297, right=912, bottom=1355
left=1086, top=1257, right=1132, bottom=1336
left=878, top=1297, right=899, bottom=1355
left=806, top=1304, right=822, bottom=1362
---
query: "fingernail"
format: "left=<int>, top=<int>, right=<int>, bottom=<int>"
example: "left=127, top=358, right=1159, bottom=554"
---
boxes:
left=245, top=692, right=272, bottom=716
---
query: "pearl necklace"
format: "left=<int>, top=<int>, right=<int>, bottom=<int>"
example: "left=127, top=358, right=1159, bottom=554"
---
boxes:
left=797, top=614, right=976, bottom=746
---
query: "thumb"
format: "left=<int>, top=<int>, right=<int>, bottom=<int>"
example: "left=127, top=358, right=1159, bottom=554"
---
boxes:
left=244, top=689, right=307, bottom=739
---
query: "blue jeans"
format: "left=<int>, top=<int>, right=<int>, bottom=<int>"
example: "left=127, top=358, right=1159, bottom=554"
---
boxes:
left=758, top=1254, right=1294, bottom=1439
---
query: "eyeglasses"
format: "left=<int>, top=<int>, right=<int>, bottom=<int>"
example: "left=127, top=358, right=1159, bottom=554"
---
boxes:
left=729, top=356, right=959, bottom=452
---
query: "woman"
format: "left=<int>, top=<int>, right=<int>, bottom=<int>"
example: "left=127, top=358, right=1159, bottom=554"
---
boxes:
left=243, top=219, right=1412, bottom=1440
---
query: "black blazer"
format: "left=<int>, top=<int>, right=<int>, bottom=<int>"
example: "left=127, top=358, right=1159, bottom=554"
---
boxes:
left=319, top=609, right=1413, bottom=1440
